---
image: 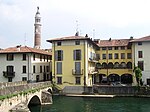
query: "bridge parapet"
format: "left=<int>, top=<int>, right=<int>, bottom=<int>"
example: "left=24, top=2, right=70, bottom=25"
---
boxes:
left=0, top=81, right=52, bottom=112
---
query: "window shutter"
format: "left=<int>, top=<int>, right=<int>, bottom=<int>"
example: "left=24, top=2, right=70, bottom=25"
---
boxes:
left=73, top=50, right=76, bottom=60
left=55, top=51, right=58, bottom=61
left=61, top=50, right=63, bottom=61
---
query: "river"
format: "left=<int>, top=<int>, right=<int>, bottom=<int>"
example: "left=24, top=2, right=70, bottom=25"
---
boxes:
left=29, top=96, right=150, bottom=112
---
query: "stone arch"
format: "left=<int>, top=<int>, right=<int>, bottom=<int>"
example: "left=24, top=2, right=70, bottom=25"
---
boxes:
left=120, top=62, right=127, bottom=69
left=28, top=95, right=41, bottom=107
left=114, top=62, right=119, bottom=69
left=108, top=62, right=113, bottom=69
left=121, top=74, right=133, bottom=84
left=101, top=62, right=107, bottom=69
left=108, top=74, right=120, bottom=82
left=127, top=62, right=132, bottom=69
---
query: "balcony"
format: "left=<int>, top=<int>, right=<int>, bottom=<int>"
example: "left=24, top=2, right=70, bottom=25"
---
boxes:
left=72, top=69, right=83, bottom=75
left=88, top=58, right=99, bottom=63
left=3, top=71, right=15, bottom=78
left=88, top=69, right=98, bottom=74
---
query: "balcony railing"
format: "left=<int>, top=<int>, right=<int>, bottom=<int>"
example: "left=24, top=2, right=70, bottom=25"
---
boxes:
left=3, top=71, right=15, bottom=78
left=72, top=69, right=83, bottom=75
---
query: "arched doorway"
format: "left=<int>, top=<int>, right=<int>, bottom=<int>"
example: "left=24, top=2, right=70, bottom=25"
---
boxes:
left=121, top=74, right=133, bottom=84
left=98, top=74, right=107, bottom=84
left=108, top=74, right=120, bottom=82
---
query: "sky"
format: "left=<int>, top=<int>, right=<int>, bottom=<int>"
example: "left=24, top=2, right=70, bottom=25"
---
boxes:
left=0, top=0, right=150, bottom=49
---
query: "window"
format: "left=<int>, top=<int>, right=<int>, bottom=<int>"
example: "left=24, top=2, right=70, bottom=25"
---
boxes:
left=138, top=42, right=142, bottom=45
left=108, top=47, right=112, bottom=50
left=121, top=46, right=125, bottom=50
left=22, top=66, right=26, bottom=73
left=55, top=50, right=63, bottom=61
left=96, top=54, right=100, bottom=60
left=114, top=53, right=119, bottom=59
left=57, top=77, right=62, bottom=84
left=22, top=54, right=26, bottom=60
left=109, top=54, right=112, bottom=59
left=127, top=53, right=132, bottom=59
left=75, top=62, right=81, bottom=74
left=74, top=50, right=81, bottom=60
left=121, top=53, right=125, bottom=59
left=138, top=61, right=144, bottom=71
left=44, top=66, right=46, bottom=72
left=102, top=54, right=106, bottom=59
left=7, top=54, right=14, bottom=61
left=75, top=41, right=80, bottom=45
left=114, top=47, right=118, bottom=50
left=47, top=56, right=49, bottom=62
left=40, top=55, right=42, bottom=61
left=102, top=47, right=106, bottom=50
left=33, top=54, right=36, bottom=61
left=7, top=66, right=14, bottom=73
left=33, top=65, right=35, bottom=73
left=40, top=66, right=42, bottom=73
left=22, top=77, right=27, bottom=81
left=57, top=62, right=62, bottom=74
left=75, top=77, right=81, bottom=84
left=46, top=66, right=49, bottom=72
left=57, top=42, right=61, bottom=46
left=138, top=51, right=143, bottom=58
left=44, top=55, right=46, bottom=61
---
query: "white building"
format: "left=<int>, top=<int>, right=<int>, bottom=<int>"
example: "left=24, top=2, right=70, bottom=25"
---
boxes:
left=131, top=36, right=150, bottom=85
left=0, top=46, right=52, bottom=82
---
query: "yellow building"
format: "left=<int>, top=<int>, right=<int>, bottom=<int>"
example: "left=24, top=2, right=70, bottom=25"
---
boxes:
left=47, top=33, right=99, bottom=88
left=47, top=34, right=134, bottom=89
left=93, top=38, right=133, bottom=85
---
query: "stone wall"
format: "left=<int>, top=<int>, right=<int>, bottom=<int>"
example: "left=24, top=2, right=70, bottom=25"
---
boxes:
left=63, top=85, right=150, bottom=95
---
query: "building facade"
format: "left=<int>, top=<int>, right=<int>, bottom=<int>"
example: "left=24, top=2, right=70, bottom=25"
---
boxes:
left=0, top=46, right=52, bottom=82
left=47, top=34, right=99, bottom=88
left=94, top=38, right=133, bottom=85
left=131, top=36, right=150, bottom=85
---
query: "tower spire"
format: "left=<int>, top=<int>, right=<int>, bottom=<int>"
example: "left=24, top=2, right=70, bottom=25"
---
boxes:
left=34, top=6, right=41, bottom=49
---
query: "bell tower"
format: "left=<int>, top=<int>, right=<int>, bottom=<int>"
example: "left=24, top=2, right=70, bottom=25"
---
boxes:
left=34, top=7, right=41, bottom=49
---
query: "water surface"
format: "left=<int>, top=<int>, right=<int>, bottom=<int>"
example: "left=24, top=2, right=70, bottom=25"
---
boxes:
left=29, top=96, right=150, bottom=112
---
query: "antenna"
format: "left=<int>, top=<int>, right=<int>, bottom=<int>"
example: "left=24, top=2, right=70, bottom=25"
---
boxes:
left=93, top=29, right=95, bottom=39
left=76, top=20, right=79, bottom=32
left=24, top=33, right=27, bottom=46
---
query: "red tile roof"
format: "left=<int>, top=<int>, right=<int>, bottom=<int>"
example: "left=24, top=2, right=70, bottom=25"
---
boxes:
left=47, top=36, right=90, bottom=43
left=0, top=46, right=52, bottom=55
left=130, top=35, right=150, bottom=42
left=97, top=39, right=131, bottom=47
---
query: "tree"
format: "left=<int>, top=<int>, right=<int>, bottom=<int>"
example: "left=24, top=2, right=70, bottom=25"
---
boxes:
left=134, top=66, right=142, bottom=86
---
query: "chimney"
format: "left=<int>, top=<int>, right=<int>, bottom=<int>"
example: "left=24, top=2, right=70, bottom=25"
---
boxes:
left=75, top=31, right=79, bottom=36
left=85, top=34, right=88, bottom=37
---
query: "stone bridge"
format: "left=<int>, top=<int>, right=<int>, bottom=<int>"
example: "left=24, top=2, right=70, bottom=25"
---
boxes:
left=0, top=81, right=52, bottom=112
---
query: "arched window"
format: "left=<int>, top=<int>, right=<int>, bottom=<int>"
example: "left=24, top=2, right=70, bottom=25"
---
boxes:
left=120, top=62, right=127, bottom=69
left=114, top=62, right=119, bottom=69
left=101, top=62, right=107, bottom=69
left=127, top=62, right=132, bottom=69
left=96, top=63, right=101, bottom=69
left=108, top=62, right=113, bottom=69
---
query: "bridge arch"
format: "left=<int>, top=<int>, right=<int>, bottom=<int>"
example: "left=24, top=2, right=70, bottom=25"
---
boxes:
left=28, top=95, right=41, bottom=107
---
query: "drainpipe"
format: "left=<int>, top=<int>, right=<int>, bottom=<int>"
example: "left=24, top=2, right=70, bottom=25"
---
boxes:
left=27, top=54, right=30, bottom=83
left=53, top=42, right=56, bottom=84
left=84, top=40, right=86, bottom=91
